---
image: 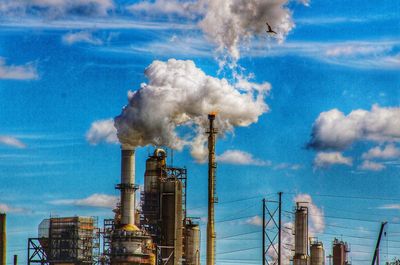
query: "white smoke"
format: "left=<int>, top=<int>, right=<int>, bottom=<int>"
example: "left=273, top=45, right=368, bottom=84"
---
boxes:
left=267, top=222, right=294, bottom=265
left=114, top=59, right=270, bottom=161
left=199, top=0, right=306, bottom=64
left=128, top=0, right=310, bottom=65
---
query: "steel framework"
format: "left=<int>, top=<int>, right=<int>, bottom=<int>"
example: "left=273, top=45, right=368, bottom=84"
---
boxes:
left=262, top=192, right=282, bottom=265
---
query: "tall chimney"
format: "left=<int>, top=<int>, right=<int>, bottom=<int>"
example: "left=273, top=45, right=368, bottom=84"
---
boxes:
left=293, top=204, right=308, bottom=265
left=118, top=147, right=137, bottom=226
left=207, top=113, right=217, bottom=265
left=0, top=213, right=5, bottom=265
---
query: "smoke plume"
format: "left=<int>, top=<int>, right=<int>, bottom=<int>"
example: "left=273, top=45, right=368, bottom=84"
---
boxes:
left=128, top=0, right=310, bottom=65
left=114, top=59, right=270, bottom=161
left=199, top=0, right=307, bottom=64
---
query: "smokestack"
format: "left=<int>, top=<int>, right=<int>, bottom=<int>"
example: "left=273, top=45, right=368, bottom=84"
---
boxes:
left=207, top=113, right=217, bottom=265
left=117, top=147, right=137, bottom=227
left=0, top=213, right=5, bottom=265
left=13, top=255, right=17, bottom=265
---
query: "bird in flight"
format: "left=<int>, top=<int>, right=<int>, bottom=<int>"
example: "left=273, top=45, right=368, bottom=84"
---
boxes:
left=266, top=22, right=277, bottom=35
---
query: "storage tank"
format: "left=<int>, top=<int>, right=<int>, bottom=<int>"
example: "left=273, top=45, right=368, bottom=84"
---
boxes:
left=310, top=239, right=324, bottom=265
left=184, top=220, right=200, bottom=265
left=333, top=238, right=349, bottom=265
left=293, top=205, right=308, bottom=265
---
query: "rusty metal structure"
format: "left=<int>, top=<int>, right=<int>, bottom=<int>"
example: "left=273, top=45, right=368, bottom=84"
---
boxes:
left=141, top=148, right=190, bottom=265
left=332, top=238, right=350, bottom=265
left=293, top=204, right=308, bottom=265
left=0, top=213, right=5, bottom=265
left=206, top=113, right=217, bottom=265
left=310, top=238, right=325, bottom=265
left=28, top=216, right=99, bottom=265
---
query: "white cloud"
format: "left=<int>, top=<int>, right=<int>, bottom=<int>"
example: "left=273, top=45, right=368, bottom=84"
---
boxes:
left=62, top=31, right=103, bottom=45
left=0, top=203, right=26, bottom=213
left=245, top=215, right=263, bottom=226
left=362, top=144, right=400, bottom=160
left=379, top=204, right=400, bottom=210
left=0, top=135, right=26, bottom=148
left=308, top=105, right=400, bottom=151
left=0, top=58, right=38, bottom=80
left=326, top=45, right=390, bottom=57
left=274, top=163, right=303, bottom=170
left=358, top=160, right=385, bottom=171
left=217, top=150, right=271, bottom=166
left=51, top=193, right=118, bottom=208
left=127, top=0, right=202, bottom=18
left=0, top=0, right=115, bottom=18
left=314, top=152, right=352, bottom=168
left=86, top=118, right=118, bottom=145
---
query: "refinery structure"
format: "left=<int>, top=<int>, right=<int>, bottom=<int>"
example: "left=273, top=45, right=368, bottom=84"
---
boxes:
left=0, top=114, right=396, bottom=265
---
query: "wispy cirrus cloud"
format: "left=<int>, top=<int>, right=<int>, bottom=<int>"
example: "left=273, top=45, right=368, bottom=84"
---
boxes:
left=0, top=58, right=38, bottom=80
left=0, top=135, right=26, bottom=148
left=0, top=0, right=115, bottom=18
left=378, top=204, right=400, bottom=210
left=0, top=203, right=27, bottom=213
left=50, top=193, right=118, bottom=209
left=62, top=31, right=103, bottom=45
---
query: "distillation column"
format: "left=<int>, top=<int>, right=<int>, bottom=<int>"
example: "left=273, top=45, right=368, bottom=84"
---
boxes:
left=207, top=113, right=217, bottom=265
left=293, top=204, right=308, bottom=265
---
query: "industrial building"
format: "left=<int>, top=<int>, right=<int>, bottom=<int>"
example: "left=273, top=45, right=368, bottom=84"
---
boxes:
left=27, top=143, right=203, bottom=265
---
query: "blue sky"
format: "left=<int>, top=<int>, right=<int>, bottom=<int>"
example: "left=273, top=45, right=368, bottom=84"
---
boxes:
left=0, top=0, right=400, bottom=264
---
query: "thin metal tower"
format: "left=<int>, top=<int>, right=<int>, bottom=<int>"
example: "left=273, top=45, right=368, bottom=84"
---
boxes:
left=262, top=193, right=282, bottom=265
left=207, top=113, right=217, bottom=265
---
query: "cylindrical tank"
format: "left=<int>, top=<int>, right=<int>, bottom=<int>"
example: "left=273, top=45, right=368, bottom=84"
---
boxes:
left=333, top=239, right=348, bottom=265
left=120, top=148, right=136, bottom=226
left=310, top=241, right=324, bottom=265
left=184, top=223, right=200, bottom=265
left=0, top=213, right=5, bottom=265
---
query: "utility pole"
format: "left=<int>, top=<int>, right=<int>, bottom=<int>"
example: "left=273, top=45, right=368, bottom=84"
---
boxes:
left=278, top=192, right=282, bottom=265
left=263, top=198, right=266, bottom=265
left=372, top=222, right=387, bottom=265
